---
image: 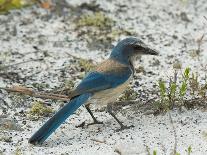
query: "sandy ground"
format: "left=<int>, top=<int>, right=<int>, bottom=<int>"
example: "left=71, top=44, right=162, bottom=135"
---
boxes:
left=0, top=0, right=207, bottom=154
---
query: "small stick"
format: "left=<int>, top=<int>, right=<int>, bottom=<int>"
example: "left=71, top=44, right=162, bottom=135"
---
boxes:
left=91, top=138, right=106, bottom=143
left=0, top=58, right=44, bottom=70
left=0, top=86, right=70, bottom=101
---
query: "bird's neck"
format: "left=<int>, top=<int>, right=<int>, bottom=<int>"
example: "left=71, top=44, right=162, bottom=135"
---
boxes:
left=110, top=53, right=130, bottom=65
left=110, top=54, right=135, bottom=74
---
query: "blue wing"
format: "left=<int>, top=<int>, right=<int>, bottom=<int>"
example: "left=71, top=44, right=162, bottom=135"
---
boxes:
left=74, top=67, right=132, bottom=95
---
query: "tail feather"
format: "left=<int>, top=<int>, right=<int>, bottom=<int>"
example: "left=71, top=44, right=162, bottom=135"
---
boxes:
left=28, top=93, right=91, bottom=144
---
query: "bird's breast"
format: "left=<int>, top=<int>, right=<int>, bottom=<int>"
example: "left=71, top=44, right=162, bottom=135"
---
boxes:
left=87, top=77, right=131, bottom=106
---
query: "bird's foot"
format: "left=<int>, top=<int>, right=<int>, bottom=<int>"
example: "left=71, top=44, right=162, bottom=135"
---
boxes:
left=76, top=120, right=103, bottom=128
left=116, top=124, right=134, bottom=132
left=87, top=120, right=103, bottom=127
left=76, top=121, right=86, bottom=128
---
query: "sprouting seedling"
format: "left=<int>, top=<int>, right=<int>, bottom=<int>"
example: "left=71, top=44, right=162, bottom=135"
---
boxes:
left=156, top=67, right=206, bottom=112
left=179, top=67, right=190, bottom=98
left=153, top=150, right=157, bottom=155
left=183, top=67, right=190, bottom=80
left=170, top=82, right=177, bottom=96
left=169, top=79, right=177, bottom=105
left=159, top=79, right=166, bottom=99
left=179, top=81, right=187, bottom=97
left=159, top=80, right=166, bottom=97
left=187, top=146, right=192, bottom=155
left=157, top=79, right=171, bottom=111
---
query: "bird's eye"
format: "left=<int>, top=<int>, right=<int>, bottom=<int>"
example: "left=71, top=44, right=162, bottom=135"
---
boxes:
left=134, top=46, right=143, bottom=51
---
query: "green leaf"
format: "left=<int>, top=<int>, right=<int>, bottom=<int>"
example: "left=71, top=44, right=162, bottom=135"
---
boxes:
left=180, top=81, right=187, bottom=96
left=0, top=0, right=33, bottom=14
left=170, top=82, right=177, bottom=97
left=187, top=146, right=192, bottom=155
left=158, top=80, right=166, bottom=98
left=184, top=67, right=190, bottom=80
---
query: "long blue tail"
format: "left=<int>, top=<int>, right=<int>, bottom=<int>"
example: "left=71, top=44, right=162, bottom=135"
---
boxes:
left=28, top=93, right=91, bottom=144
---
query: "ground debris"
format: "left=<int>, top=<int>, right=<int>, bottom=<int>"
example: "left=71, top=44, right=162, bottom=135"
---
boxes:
left=0, top=117, right=22, bottom=131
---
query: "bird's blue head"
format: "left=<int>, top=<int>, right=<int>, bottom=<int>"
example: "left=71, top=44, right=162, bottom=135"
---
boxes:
left=110, top=37, right=158, bottom=65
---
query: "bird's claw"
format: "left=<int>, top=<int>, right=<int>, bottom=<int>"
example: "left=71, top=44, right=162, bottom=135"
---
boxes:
left=76, top=121, right=86, bottom=128
left=76, top=120, right=103, bottom=128
left=87, top=120, right=103, bottom=127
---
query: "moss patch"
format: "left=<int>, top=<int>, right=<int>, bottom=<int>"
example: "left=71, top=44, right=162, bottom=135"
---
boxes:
left=0, top=0, right=33, bottom=14
left=14, top=147, right=22, bottom=155
left=28, top=101, right=53, bottom=120
left=75, top=11, right=135, bottom=50
left=77, top=12, right=114, bottom=29
left=78, top=58, right=95, bottom=72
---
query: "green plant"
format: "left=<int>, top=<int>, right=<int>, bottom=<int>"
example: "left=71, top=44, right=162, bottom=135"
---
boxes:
left=169, top=80, right=177, bottom=103
left=179, top=67, right=190, bottom=100
left=157, top=71, right=179, bottom=111
left=158, top=80, right=166, bottom=100
left=153, top=150, right=157, bottom=155
left=77, top=12, right=114, bottom=29
left=75, top=11, right=135, bottom=50
left=157, top=79, right=169, bottom=111
left=15, top=147, right=22, bottom=155
left=78, top=58, right=95, bottom=72
left=157, top=67, right=207, bottom=112
left=187, top=146, right=192, bottom=155
left=0, top=0, right=33, bottom=14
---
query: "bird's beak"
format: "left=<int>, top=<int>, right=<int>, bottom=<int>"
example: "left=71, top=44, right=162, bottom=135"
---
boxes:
left=135, top=42, right=159, bottom=56
left=144, top=47, right=159, bottom=55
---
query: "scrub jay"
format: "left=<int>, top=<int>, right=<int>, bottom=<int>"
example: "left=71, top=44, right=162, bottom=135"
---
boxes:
left=29, top=37, right=158, bottom=144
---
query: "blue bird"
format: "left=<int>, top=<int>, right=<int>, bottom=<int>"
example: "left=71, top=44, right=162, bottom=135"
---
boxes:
left=28, top=37, right=158, bottom=144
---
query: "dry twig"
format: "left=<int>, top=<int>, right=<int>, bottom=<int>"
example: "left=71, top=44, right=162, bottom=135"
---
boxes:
left=0, top=86, right=70, bottom=101
left=91, top=138, right=106, bottom=143
left=0, top=58, right=44, bottom=70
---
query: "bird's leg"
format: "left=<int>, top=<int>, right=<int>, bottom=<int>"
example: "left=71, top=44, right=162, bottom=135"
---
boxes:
left=85, top=104, right=103, bottom=126
left=106, top=104, right=134, bottom=131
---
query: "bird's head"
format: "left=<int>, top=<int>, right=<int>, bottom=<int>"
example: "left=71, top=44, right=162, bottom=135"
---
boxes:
left=110, top=37, right=158, bottom=64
